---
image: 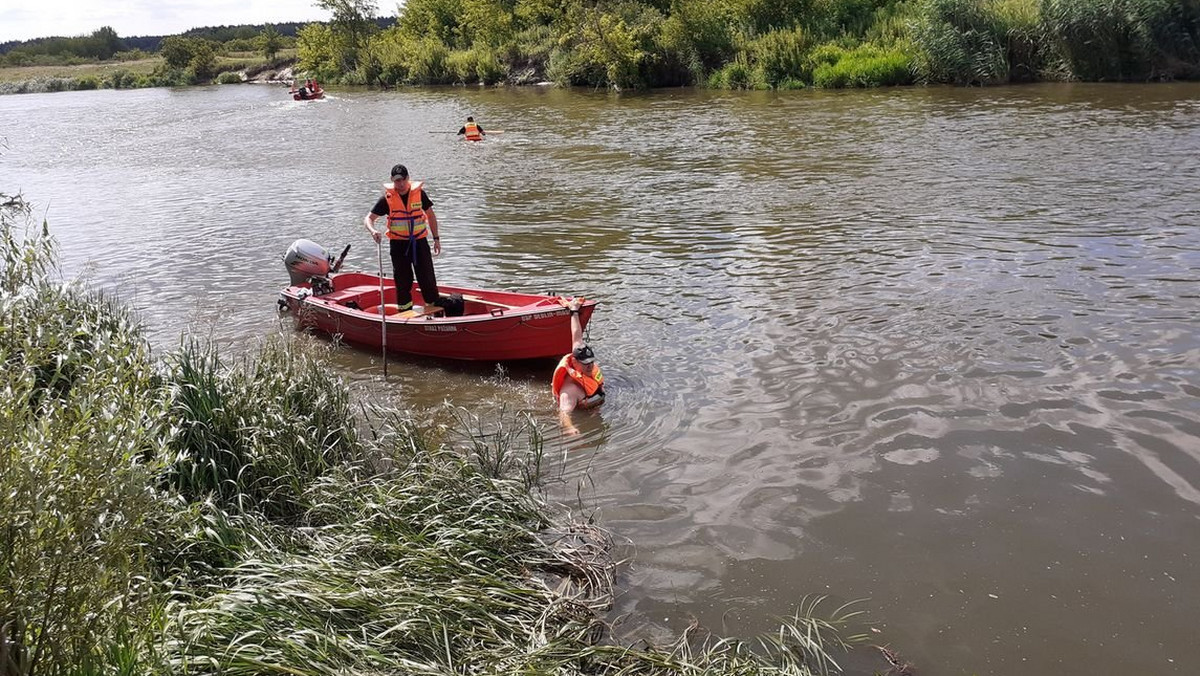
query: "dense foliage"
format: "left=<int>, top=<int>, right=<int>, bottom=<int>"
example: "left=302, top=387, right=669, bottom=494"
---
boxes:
left=3, top=0, right=1197, bottom=91
left=291, top=0, right=1200, bottom=88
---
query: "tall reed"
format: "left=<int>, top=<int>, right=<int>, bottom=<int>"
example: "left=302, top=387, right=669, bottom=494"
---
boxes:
left=1, top=196, right=169, bottom=675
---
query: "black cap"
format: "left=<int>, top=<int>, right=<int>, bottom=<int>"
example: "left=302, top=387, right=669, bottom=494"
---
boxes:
left=573, top=345, right=596, bottom=364
left=390, top=164, right=409, bottom=180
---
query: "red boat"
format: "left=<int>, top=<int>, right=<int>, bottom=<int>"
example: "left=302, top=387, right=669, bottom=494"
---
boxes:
left=290, top=80, right=324, bottom=100
left=279, top=271, right=596, bottom=361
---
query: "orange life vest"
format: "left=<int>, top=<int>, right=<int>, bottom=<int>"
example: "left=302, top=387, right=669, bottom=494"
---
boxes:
left=464, top=121, right=483, bottom=142
left=552, top=355, right=604, bottom=401
left=384, top=181, right=428, bottom=240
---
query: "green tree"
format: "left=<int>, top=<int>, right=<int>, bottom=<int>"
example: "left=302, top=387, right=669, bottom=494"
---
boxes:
left=316, top=0, right=380, bottom=71
left=187, top=39, right=218, bottom=81
left=257, top=25, right=284, bottom=61
left=89, top=26, right=125, bottom=59
left=158, top=36, right=219, bottom=81
left=296, top=23, right=342, bottom=79
left=159, top=36, right=195, bottom=69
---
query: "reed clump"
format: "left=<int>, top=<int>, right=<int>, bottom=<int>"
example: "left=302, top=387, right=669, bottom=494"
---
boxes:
left=2, top=193, right=869, bottom=675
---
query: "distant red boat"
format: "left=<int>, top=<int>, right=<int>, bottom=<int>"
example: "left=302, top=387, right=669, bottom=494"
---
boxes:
left=290, top=80, right=324, bottom=100
left=279, top=271, right=596, bottom=361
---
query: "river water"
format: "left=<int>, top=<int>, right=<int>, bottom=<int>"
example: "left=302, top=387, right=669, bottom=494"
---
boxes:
left=4, top=82, right=1200, bottom=675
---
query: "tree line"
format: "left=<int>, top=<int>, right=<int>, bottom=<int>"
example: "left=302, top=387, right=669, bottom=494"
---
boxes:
left=296, top=0, right=1200, bottom=89
left=3, top=0, right=1199, bottom=90
left=0, top=22, right=324, bottom=67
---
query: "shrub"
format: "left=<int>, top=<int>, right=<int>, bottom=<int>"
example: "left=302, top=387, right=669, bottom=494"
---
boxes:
left=408, top=36, right=453, bottom=83
left=1, top=205, right=170, bottom=675
left=750, top=25, right=816, bottom=85
left=658, top=0, right=739, bottom=83
left=707, top=56, right=771, bottom=89
left=1041, top=0, right=1200, bottom=80
left=216, top=71, right=243, bottom=84
left=990, top=0, right=1044, bottom=81
left=812, top=43, right=915, bottom=86
left=447, top=44, right=507, bottom=84
left=74, top=75, right=100, bottom=90
left=910, top=0, right=1008, bottom=84
left=162, top=338, right=360, bottom=519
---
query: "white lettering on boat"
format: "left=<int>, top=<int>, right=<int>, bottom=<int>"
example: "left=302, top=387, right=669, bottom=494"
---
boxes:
left=424, top=326, right=459, bottom=332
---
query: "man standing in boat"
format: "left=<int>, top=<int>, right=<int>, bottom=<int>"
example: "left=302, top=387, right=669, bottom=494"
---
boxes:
left=553, top=298, right=605, bottom=435
left=363, top=164, right=442, bottom=312
left=457, top=116, right=485, bottom=141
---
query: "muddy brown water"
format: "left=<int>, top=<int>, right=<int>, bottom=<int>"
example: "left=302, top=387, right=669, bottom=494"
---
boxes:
left=5, top=81, right=1200, bottom=675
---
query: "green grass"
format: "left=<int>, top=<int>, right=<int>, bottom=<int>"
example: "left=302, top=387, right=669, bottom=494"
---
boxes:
left=0, top=58, right=160, bottom=83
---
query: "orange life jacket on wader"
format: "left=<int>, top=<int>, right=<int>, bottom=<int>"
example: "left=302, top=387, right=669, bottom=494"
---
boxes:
left=464, top=121, right=483, bottom=142
left=552, top=355, right=605, bottom=407
left=384, top=181, right=428, bottom=240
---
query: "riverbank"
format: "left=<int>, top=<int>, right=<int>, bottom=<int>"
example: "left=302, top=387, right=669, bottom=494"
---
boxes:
left=1, top=194, right=881, bottom=674
left=0, top=51, right=298, bottom=94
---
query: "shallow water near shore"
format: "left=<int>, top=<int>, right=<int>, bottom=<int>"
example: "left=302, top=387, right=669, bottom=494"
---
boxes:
left=4, top=81, right=1200, bottom=675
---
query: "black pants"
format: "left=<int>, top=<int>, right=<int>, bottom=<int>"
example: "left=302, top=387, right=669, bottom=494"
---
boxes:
left=389, top=237, right=439, bottom=307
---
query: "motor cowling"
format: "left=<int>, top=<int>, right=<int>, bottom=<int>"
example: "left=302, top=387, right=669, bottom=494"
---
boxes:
left=284, top=239, right=331, bottom=285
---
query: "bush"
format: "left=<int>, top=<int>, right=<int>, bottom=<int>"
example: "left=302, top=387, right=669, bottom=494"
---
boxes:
left=163, top=338, right=360, bottom=519
left=1, top=206, right=170, bottom=675
left=74, top=75, right=100, bottom=90
left=707, top=56, right=771, bottom=89
left=910, top=0, right=1008, bottom=84
left=447, top=44, right=507, bottom=84
left=750, top=26, right=816, bottom=85
left=1042, top=0, right=1200, bottom=80
left=812, top=42, right=915, bottom=86
left=408, top=36, right=453, bottom=83
left=990, top=0, right=1044, bottom=81
left=658, top=0, right=739, bottom=83
left=216, top=71, right=243, bottom=84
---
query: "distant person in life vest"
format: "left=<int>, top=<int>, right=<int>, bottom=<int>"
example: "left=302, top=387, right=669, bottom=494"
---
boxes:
left=552, top=298, right=604, bottom=434
left=457, top=116, right=485, bottom=141
left=363, top=164, right=442, bottom=312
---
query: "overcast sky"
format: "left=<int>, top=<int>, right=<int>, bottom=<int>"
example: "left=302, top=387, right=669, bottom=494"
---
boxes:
left=0, top=0, right=382, bottom=43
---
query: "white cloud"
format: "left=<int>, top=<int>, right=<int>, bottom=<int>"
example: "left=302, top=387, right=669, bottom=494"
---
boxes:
left=0, top=0, right=339, bottom=43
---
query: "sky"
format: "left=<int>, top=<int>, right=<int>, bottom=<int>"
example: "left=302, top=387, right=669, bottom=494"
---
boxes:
left=0, top=0, right=361, bottom=43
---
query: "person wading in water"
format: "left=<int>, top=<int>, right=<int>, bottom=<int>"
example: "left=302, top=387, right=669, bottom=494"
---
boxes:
left=552, top=297, right=604, bottom=435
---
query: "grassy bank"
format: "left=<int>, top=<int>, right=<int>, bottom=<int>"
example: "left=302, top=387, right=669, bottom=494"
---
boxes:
left=0, top=50, right=297, bottom=93
left=1, top=191, right=873, bottom=674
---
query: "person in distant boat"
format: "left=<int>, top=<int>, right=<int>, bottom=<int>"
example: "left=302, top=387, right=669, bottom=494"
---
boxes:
left=457, top=116, right=485, bottom=141
left=552, top=297, right=604, bottom=435
left=363, top=164, right=442, bottom=312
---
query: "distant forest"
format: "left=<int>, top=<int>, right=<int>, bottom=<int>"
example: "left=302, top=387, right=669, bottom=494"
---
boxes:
left=0, top=19, right=396, bottom=57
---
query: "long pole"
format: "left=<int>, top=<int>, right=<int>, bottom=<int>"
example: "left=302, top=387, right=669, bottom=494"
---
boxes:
left=377, top=238, right=388, bottom=377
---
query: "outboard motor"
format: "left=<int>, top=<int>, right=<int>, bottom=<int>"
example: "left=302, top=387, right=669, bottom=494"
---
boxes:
left=284, top=239, right=332, bottom=285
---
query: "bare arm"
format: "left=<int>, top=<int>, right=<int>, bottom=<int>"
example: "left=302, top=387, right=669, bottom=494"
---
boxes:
left=364, top=212, right=383, bottom=243
left=568, top=298, right=585, bottom=350
left=426, top=207, right=441, bottom=256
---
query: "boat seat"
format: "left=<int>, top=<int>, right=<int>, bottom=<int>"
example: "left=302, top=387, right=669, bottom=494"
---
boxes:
left=396, top=305, right=443, bottom=319
left=461, top=293, right=518, bottom=310
left=323, top=284, right=384, bottom=302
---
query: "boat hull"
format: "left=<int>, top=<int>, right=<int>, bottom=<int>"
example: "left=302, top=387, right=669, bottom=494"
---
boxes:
left=279, top=272, right=595, bottom=361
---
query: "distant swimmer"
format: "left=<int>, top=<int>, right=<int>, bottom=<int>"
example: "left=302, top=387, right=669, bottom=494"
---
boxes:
left=457, top=116, right=485, bottom=141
